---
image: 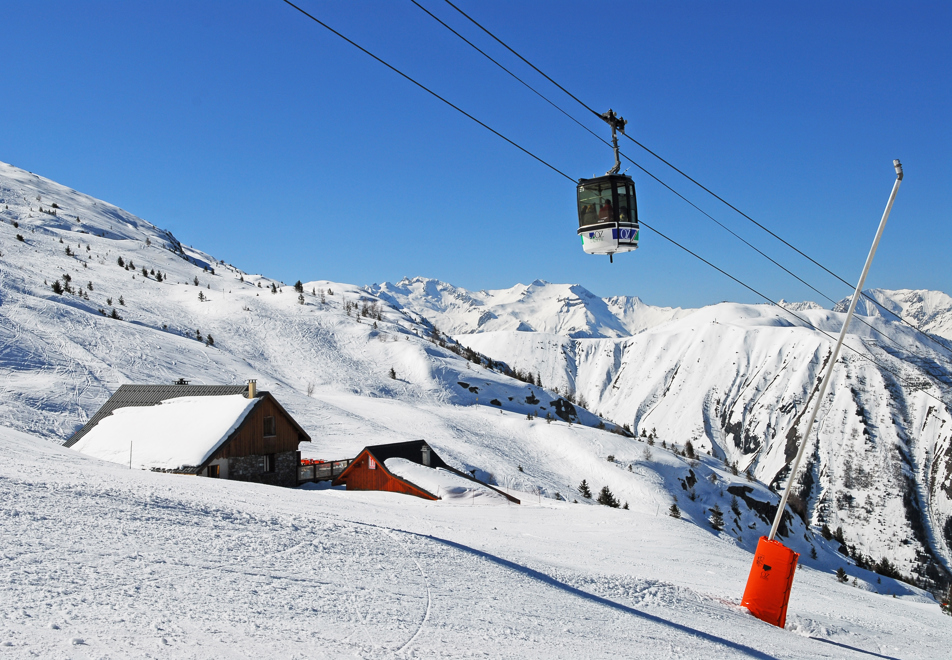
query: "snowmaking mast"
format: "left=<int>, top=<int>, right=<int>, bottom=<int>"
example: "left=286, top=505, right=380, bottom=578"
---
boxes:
left=742, top=160, right=904, bottom=628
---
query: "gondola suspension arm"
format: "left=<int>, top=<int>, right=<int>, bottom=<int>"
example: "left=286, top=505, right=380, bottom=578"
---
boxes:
left=600, top=109, right=627, bottom=176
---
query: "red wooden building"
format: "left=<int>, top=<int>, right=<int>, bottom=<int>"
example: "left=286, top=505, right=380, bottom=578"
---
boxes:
left=333, top=440, right=519, bottom=503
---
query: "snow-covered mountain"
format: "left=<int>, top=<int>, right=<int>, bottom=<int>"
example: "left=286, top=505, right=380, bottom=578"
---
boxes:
left=373, top=289, right=952, bottom=591
left=835, top=288, right=952, bottom=342
left=369, top=276, right=694, bottom=338
left=2, top=158, right=950, bottom=607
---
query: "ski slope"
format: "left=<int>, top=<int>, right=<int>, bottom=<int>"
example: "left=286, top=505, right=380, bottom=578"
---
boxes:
left=3, top=426, right=949, bottom=659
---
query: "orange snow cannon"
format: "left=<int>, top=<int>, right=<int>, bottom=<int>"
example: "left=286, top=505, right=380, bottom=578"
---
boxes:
left=742, top=536, right=799, bottom=628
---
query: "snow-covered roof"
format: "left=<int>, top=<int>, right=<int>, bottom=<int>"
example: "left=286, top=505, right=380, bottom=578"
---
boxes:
left=384, top=458, right=511, bottom=505
left=71, top=394, right=258, bottom=471
left=65, top=384, right=251, bottom=448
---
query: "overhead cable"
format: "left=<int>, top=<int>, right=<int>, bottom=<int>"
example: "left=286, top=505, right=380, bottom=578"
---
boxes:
left=279, top=0, right=573, bottom=182
left=439, top=0, right=949, bottom=355
left=417, top=0, right=943, bottom=363
left=281, top=0, right=948, bottom=404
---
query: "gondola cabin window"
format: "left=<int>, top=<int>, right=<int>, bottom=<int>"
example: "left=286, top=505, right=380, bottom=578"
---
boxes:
left=263, top=416, right=276, bottom=437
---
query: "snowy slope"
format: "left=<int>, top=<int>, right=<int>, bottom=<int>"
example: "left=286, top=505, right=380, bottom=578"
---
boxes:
left=4, top=425, right=950, bottom=659
left=370, top=276, right=694, bottom=338
left=836, top=288, right=952, bottom=341
left=458, top=301, right=952, bottom=589
left=0, top=160, right=614, bottom=446
left=375, top=274, right=952, bottom=590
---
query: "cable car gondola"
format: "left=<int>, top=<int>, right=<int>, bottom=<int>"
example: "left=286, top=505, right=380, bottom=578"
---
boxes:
left=577, top=110, right=639, bottom=262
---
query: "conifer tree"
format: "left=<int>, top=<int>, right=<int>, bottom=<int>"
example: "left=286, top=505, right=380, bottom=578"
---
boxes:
left=836, top=567, right=848, bottom=583
left=389, top=367, right=396, bottom=379
left=578, top=479, right=592, bottom=499
left=730, top=495, right=741, bottom=517
left=51, top=280, right=63, bottom=294
left=669, top=503, right=681, bottom=519
left=294, top=280, right=304, bottom=293
left=597, top=486, right=619, bottom=508
left=709, top=504, right=725, bottom=531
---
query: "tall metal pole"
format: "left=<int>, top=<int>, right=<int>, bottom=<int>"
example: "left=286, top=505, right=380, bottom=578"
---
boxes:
left=767, top=160, right=903, bottom=541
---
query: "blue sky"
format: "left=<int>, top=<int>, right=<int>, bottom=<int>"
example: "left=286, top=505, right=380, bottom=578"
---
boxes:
left=2, top=1, right=949, bottom=308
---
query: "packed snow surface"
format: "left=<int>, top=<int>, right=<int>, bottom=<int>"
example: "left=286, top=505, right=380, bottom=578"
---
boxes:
left=71, top=394, right=257, bottom=470
left=384, top=457, right=511, bottom=504
left=3, top=426, right=951, bottom=659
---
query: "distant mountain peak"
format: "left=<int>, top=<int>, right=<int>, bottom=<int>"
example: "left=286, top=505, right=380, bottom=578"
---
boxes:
left=368, top=278, right=695, bottom=339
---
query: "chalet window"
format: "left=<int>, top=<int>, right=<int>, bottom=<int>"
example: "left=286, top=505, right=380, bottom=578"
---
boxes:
left=263, top=416, right=276, bottom=437
left=264, top=453, right=276, bottom=473
left=208, top=464, right=220, bottom=478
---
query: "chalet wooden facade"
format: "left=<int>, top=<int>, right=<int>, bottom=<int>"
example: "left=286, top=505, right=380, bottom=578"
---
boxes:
left=67, top=381, right=310, bottom=488
left=334, top=447, right=439, bottom=500
left=200, top=389, right=310, bottom=487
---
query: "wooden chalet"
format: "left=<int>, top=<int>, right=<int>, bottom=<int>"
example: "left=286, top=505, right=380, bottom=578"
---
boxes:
left=333, top=440, right=519, bottom=503
left=67, top=380, right=310, bottom=488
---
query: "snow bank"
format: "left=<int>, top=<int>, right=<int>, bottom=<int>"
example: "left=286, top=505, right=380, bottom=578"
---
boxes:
left=71, top=395, right=257, bottom=470
left=384, top=458, right=510, bottom=505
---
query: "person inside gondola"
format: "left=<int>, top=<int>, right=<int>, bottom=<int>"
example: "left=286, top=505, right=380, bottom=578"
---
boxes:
left=618, top=204, right=629, bottom=222
left=581, top=204, right=597, bottom=227
left=598, top=199, right=613, bottom=222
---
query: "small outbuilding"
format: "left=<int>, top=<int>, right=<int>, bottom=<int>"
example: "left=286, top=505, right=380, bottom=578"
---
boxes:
left=66, top=381, right=310, bottom=488
left=333, top=440, right=519, bottom=503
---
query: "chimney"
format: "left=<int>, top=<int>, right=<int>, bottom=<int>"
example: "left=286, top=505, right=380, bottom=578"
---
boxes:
left=247, top=379, right=257, bottom=399
left=421, top=443, right=431, bottom=467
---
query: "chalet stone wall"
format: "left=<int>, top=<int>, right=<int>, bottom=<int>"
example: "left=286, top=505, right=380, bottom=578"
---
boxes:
left=227, top=450, right=299, bottom=488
